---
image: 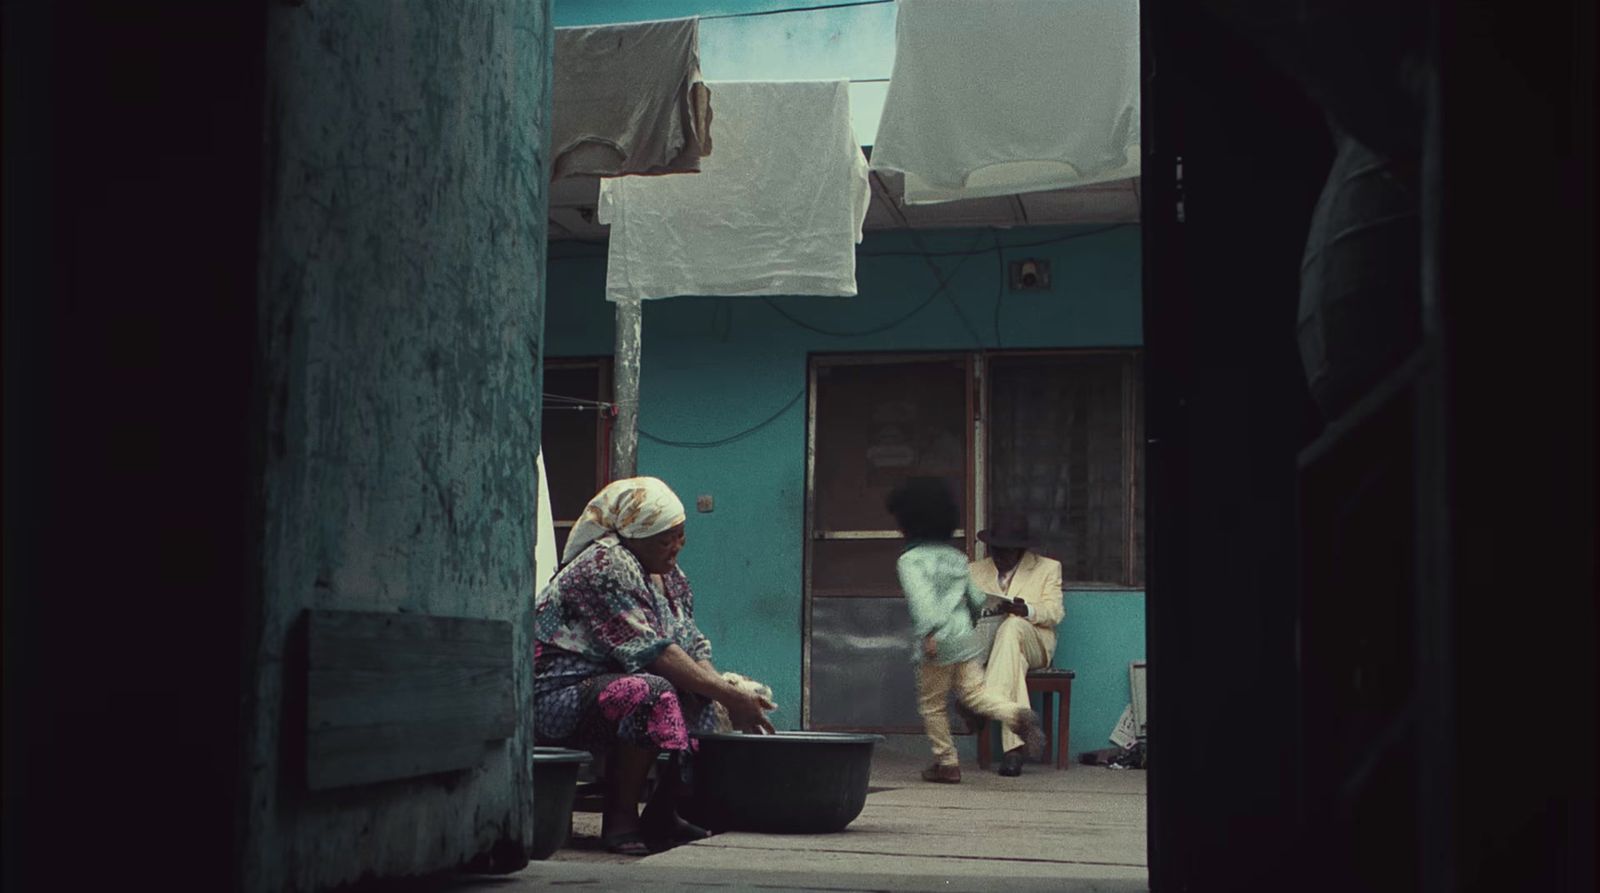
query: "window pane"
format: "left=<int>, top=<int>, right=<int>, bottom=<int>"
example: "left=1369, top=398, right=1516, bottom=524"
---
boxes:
left=988, top=354, right=1133, bottom=586
left=811, top=536, right=967, bottom=598
left=813, top=359, right=968, bottom=532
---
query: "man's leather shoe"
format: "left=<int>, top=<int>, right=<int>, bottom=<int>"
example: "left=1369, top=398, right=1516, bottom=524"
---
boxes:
left=999, top=749, right=1024, bottom=777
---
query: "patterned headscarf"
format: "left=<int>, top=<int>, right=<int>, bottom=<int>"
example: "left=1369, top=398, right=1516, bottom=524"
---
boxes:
left=561, top=476, right=687, bottom=564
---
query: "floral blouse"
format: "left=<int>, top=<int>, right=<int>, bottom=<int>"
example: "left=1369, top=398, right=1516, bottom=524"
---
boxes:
left=533, top=534, right=712, bottom=673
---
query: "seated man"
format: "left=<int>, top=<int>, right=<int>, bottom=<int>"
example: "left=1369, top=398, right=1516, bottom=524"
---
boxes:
left=969, top=514, right=1065, bottom=776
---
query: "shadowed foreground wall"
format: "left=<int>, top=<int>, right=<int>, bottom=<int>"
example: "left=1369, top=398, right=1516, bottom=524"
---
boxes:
left=243, top=2, right=550, bottom=889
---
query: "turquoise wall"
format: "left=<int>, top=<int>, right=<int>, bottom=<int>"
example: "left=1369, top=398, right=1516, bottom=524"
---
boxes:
left=1059, top=591, right=1147, bottom=758
left=545, top=225, right=1146, bottom=757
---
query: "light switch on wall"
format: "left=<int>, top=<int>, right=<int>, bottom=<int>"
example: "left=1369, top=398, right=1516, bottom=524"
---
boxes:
left=696, top=494, right=714, bottom=513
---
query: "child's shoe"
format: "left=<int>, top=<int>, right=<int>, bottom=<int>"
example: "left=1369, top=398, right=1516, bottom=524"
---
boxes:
left=920, top=762, right=962, bottom=784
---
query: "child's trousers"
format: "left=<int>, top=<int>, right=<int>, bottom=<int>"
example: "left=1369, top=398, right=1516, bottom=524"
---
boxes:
left=916, top=660, right=1025, bottom=767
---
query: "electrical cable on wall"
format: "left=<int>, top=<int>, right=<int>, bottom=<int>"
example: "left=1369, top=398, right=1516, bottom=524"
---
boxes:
left=759, top=224, right=1135, bottom=340
left=550, top=223, right=1135, bottom=262
left=905, top=224, right=987, bottom=348
left=639, top=389, right=805, bottom=448
left=854, top=224, right=1133, bottom=259
left=760, top=229, right=988, bottom=337
left=551, top=223, right=1134, bottom=343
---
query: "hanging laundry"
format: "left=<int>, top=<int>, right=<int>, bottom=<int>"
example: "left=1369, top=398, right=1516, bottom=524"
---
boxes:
left=869, top=0, right=1140, bottom=204
left=552, top=17, right=712, bottom=179
left=533, top=451, right=558, bottom=595
left=599, top=80, right=870, bottom=302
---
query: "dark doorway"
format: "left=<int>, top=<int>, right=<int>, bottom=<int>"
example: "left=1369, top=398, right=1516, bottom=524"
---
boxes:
left=542, top=358, right=613, bottom=557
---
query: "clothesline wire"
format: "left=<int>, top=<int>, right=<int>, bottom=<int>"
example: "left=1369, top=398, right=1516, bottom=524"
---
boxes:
left=700, top=0, right=893, bottom=21
left=543, top=392, right=614, bottom=409
left=639, top=388, right=805, bottom=448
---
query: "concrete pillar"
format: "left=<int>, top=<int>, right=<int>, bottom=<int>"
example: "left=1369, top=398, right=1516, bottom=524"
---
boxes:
left=243, top=1, right=552, bottom=888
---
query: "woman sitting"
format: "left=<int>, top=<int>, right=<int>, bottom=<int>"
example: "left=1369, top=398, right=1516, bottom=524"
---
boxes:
left=533, top=476, right=775, bottom=855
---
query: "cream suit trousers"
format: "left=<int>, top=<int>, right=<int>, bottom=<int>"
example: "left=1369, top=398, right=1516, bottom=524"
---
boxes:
left=984, top=616, right=1053, bottom=753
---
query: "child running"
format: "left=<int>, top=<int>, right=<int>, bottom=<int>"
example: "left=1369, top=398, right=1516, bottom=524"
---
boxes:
left=886, top=477, right=1044, bottom=783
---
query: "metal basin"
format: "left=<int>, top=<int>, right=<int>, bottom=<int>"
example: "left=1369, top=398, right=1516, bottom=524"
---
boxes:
left=530, top=747, right=592, bottom=860
left=683, top=731, right=883, bottom=834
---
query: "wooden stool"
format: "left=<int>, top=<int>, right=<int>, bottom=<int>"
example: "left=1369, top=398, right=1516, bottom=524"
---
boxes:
left=976, top=668, right=1075, bottom=770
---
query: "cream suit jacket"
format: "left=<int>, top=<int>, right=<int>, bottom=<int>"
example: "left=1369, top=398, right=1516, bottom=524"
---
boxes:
left=968, top=551, right=1065, bottom=658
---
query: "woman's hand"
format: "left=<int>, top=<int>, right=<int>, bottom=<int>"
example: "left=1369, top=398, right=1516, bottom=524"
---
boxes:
left=723, top=689, right=776, bottom=735
left=922, top=634, right=939, bottom=660
left=647, top=644, right=775, bottom=733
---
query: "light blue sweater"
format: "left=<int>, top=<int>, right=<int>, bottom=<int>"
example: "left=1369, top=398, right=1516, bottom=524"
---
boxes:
left=896, top=540, right=986, bottom=665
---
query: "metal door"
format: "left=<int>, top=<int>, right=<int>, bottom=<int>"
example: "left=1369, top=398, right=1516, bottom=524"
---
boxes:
left=803, top=354, right=973, bottom=730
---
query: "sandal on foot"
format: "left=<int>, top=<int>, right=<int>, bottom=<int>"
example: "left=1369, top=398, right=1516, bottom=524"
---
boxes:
left=601, top=831, right=652, bottom=857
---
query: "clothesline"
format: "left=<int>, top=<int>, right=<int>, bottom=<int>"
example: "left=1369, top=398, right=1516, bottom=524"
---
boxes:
left=700, top=0, right=892, bottom=22
left=545, top=393, right=617, bottom=410
left=556, top=0, right=1139, bottom=299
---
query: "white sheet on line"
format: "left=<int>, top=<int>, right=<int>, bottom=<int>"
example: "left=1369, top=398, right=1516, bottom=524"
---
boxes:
left=599, top=80, right=870, bottom=302
left=534, top=451, right=558, bottom=595
left=869, top=0, right=1141, bottom=204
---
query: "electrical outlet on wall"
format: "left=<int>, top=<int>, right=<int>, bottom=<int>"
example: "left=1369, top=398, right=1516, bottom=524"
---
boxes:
left=1008, top=258, right=1051, bottom=291
left=696, top=494, right=714, bottom=513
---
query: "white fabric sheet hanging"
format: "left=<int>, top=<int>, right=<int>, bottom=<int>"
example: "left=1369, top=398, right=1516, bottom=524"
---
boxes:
left=599, top=80, right=870, bottom=302
left=533, top=451, right=558, bottom=595
left=869, top=0, right=1141, bottom=204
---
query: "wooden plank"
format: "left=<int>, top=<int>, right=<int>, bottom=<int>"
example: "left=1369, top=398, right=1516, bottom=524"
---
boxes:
left=307, top=720, right=499, bottom=792
left=308, top=608, right=512, bottom=649
left=307, top=667, right=513, bottom=730
left=303, top=609, right=514, bottom=791
left=310, top=636, right=510, bottom=669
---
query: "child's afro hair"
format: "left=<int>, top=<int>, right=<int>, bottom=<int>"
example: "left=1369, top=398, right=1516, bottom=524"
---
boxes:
left=884, top=476, right=961, bottom=541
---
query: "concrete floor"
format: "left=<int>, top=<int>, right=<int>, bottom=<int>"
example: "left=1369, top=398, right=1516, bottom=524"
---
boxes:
left=477, top=747, right=1149, bottom=892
